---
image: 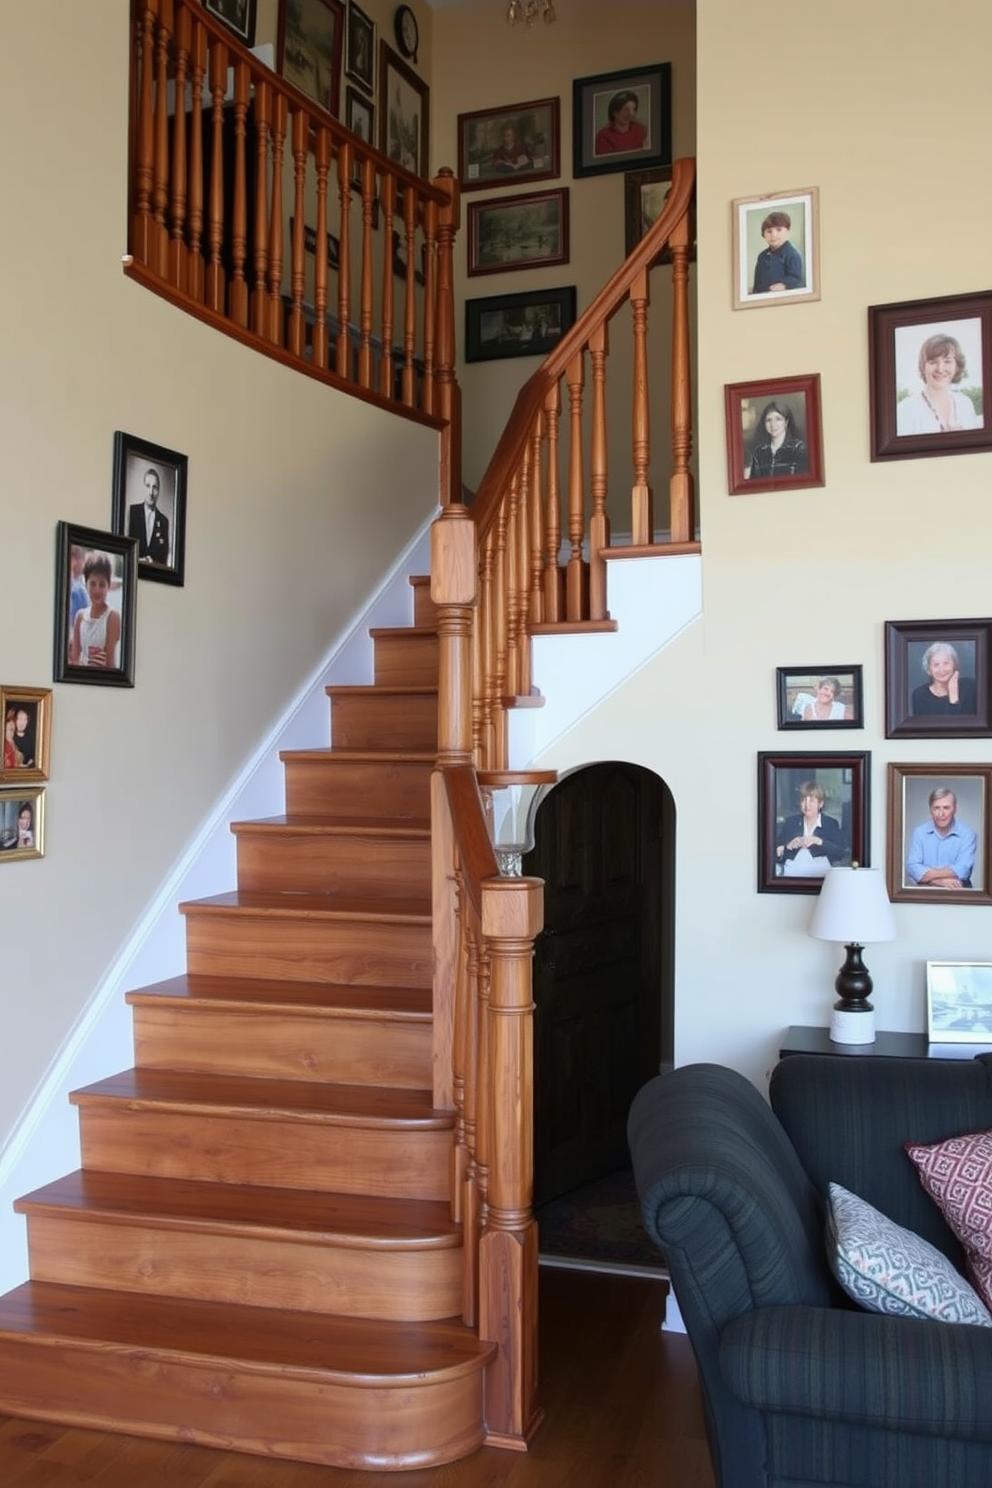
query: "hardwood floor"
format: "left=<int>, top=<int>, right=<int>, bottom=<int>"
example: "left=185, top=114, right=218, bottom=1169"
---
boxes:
left=0, top=1267, right=714, bottom=1487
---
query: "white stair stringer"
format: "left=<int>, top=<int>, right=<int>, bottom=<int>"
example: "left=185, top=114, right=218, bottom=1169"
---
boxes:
left=507, top=553, right=702, bottom=766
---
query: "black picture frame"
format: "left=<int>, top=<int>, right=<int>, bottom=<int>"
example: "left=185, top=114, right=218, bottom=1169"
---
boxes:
left=758, top=751, right=870, bottom=895
left=378, top=40, right=429, bottom=178
left=776, top=666, right=864, bottom=730
left=623, top=165, right=695, bottom=265
left=345, top=0, right=375, bottom=94
left=887, top=763, right=992, bottom=906
left=457, top=96, right=560, bottom=192
left=724, top=374, right=825, bottom=496
left=868, top=290, right=991, bottom=461
left=54, top=521, right=138, bottom=688
left=345, top=85, right=375, bottom=149
left=277, top=0, right=345, bottom=118
left=203, top=0, right=258, bottom=48
left=884, top=618, right=992, bottom=739
left=111, top=431, right=188, bottom=587
left=465, top=286, right=576, bottom=363
left=572, top=63, right=671, bottom=179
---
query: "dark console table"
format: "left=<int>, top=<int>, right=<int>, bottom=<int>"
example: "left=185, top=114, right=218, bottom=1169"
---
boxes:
left=779, top=1025, right=992, bottom=1060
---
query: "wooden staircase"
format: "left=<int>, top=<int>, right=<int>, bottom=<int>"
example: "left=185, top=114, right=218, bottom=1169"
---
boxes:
left=0, top=577, right=497, bottom=1471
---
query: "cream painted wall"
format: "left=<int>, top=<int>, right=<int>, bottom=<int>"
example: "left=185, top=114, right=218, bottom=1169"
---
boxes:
left=0, top=4, right=439, bottom=1147
left=534, top=0, right=992, bottom=1089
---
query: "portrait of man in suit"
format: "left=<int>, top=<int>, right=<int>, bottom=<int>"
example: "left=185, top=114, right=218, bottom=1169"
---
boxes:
left=128, top=465, right=171, bottom=566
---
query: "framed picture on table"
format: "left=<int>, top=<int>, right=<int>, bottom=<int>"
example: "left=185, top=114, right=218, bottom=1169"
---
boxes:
left=758, top=750, right=870, bottom=895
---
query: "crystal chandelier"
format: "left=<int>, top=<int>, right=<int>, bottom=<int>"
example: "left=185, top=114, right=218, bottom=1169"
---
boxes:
left=507, top=0, right=556, bottom=24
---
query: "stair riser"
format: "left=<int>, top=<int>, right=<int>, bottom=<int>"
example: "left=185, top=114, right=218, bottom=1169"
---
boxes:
left=410, top=577, right=438, bottom=629
left=184, top=913, right=432, bottom=988
left=24, top=1216, right=460, bottom=1321
left=328, top=693, right=437, bottom=752
left=234, top=830, right=430, bottom=897
left=282, top=757, right=432, bottom=818
left=0, top=1340, right=486, bottom=1470
left=132, top=1005, right=432, bottom=1088
left=372, top=633, right=439, bottom=687
left=75, top=1107, right=451, bottom=1198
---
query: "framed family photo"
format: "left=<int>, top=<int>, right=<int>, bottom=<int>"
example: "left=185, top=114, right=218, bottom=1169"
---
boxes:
left=1, top=686, right=52, bottom=783
left=465, top=286, right=576, bottom=363
left=758, top=751, right=869, bottom=895
left=466, top=188, right=569, bottom=277
left=927, top=962, right=992, bottom=1044
left=884, top=617, right=991, bottom=739
left=887, top=762, right=992, bottom=906
left=345, top=0, right=375, bottom=94
left=624, top=166, right=695, bottom=264
left=277, top=0, right=344, bottom=117
left=868, top=290, right=991, bottom=461
left=0, top=787, right=44, bottom=863
left=379, top=41, right=429, bottom=177
left=732, top=187, right=819, bottom=310
left=345, top=85, right=375, bottom=148
left=776, top=667, right=863, bottom=731
left=112, top=431, right=187, bottom=586
left=457, top=97, right=560, bottom=192
left=203, top=0, right=257, bottom=48
left=572, top=63, right=671, bottom=179
left=54, top=521, right=138, bottom=688
left=725, top=373, right=824, bottom=495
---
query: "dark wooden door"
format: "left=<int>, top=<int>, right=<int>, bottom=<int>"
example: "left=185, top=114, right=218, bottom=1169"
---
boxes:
left=526, top=763, right=672, bottom=1207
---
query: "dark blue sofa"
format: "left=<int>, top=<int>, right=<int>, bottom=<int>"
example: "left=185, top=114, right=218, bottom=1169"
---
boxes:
left=628, top=1055, right=992, bottom=1488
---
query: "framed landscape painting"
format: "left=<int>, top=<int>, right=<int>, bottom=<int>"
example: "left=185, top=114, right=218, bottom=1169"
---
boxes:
left=466, top=189, right=569, bottom=277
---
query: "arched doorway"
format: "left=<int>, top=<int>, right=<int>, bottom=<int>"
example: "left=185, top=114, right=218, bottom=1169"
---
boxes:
left=525, top=761, right=675, bottom=1208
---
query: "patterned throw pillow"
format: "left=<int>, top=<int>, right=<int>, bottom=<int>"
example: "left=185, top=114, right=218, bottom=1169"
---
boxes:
left=905, top=1127, right=992, bottom=1311
left=825, top=1181, right=992, bottom=1326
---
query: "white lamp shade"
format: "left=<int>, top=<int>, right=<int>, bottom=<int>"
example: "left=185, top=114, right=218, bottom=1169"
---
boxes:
left=808, top=866, right=896, bottom=945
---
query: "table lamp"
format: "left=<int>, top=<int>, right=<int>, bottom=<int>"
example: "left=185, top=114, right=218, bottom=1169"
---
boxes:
left=808, top=865, right=897, bottom=1045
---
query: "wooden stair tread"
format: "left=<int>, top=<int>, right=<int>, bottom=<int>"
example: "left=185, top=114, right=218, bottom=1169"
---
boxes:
left=125, top=973, right=432, bottom=1019
left=70, top=1068, right=450, bottom=1127
left=530, top=618, right=619, bottom=635
left=179, top=890, right=431, bottom=922
left=367, top=626, right=437, bottom=640
left=279, top=747, right=436, bottom=762
left=15, top=1171, right=460, bottom=1247
left=324, top=685, right=438, bottom=697
left=229, top=814, right=430, bottom=838
left=0, top=1281, right=492, bottom=1380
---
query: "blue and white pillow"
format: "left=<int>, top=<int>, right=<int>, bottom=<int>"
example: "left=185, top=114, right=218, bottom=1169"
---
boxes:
left=826, top=1181, right=992, bottom=1327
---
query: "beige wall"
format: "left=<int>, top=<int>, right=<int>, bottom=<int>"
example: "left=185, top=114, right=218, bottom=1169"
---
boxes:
left=0, top=4, right=438, bottom=1147
left=539, top=0, right=992, bottom=1085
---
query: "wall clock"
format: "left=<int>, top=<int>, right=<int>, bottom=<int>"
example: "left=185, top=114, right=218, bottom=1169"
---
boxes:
left=394, top=5, right=419, bottom=63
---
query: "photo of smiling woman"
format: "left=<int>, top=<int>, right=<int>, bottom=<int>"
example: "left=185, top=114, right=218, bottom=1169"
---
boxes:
left=895, top=321, right=984, bottom=436
left=746, top=398, right=809, bottom=480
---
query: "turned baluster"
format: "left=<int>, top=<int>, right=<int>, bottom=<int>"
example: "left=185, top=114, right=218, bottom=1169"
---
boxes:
left=379, top=173, right=397, bottom=399
left=422, top=195, right=439, bottom=413
left=311, top=126, right=331, bottom=370
left=227, top=60, right=250, bottom=327
left=204, top=39, right=228, bottom=313
left=186, top=17, right=206, bottom=301
left=336, top=145, right=353, bottom=380
left=266, top=93, right=286, bottom=345
left=167, top=3, right=190, bottom=292
left=461, top=924, right=483, bottom=1325
left=356, top=153, right=374, bottom=389
left=491, top=502, right=510, bottom=771
left=250, top=78, right=271, bottom=337
left=565, top=351, right=586, bottom=621
left=669, top=215, right=695, bottom=544
left=435, top=170, right=460, bottom=503
left=151, top=0, right=171, bottom=277
left=630, top=265, right=653, bottom=546
left=285, top=108, right=308, bottom=358
left=477, top=531, right=497, bottom=771
left=400, top=188, right=419, bottom=406
left=528, top=412, right=545, bottom=629
left=588, top=321, right=610, bottom=619
left=542, top=382, right=562, bottom=622
left=131, top=2, right=157, bottom=267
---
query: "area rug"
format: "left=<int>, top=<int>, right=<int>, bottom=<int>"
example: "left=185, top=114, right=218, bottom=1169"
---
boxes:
left=535, top=1167, right=667, bottom=1275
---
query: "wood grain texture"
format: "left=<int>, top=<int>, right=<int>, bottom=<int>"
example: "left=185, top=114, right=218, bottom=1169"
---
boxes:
left=231, top=817, right=432, bottom=900
left=367, top=629, right=440, bottom=687
left=279, top=751, right=434, bottom=818
left=326, top=688, right=438, bottom=752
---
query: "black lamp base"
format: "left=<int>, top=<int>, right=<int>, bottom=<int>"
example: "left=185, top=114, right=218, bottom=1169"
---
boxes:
left=829, top=942, right=876, bottom=1046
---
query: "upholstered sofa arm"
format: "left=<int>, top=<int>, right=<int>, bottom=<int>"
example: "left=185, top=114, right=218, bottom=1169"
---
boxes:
left=720, top=1306, right=992, bottom=1441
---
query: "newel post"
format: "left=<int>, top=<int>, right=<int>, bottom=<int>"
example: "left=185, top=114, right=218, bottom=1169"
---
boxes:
left=433, top=168, right=462, bottom=505
left=477, top=874, right=544, bottom=1449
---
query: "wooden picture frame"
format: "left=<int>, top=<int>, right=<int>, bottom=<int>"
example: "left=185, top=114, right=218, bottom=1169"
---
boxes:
left=465, top=286, right=576, bottom=363
left=887, top=762, right=992, bottom=906
left=758, top=751, right=870, bottom=895
left=277, top=0, right=345, bottom=117
left=725, top=373, right=824, bottom=495
left=111, top=431, right=188, bottom=587
left=732, top=186, right=819, bottom=310
left=885, top=618, right=992, bottom=739
left=927, top=962, right=992, bottom=1044
left=203, top=0, right=257, bottom=48
left=457, top=96, right=560, bottom=192
left=378, top=41, right=429, bottom=178
left=466, top=188, right=569, bottom=277
left=868, top=290, right=991, bottom=461
left=572, top=63, right=672, bottom=179
left=1, top=686, right=52, bottom=783
left=624, top=166, right=695, bottom=265
left=54, top=522, right=138, bottom=688
left=345, top=0, right=375, bottom=94
left=776, top=667, right=863, bottom=731
left=0, top=787, right=44, bottom=863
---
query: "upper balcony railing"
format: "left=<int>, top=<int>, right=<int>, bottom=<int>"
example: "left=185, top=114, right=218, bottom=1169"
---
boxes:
left=126, top=0, right=461, bottom=497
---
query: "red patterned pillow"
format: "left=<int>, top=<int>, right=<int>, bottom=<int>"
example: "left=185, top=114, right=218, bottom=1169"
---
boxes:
left=905, top=1128, right=992, bottom=1310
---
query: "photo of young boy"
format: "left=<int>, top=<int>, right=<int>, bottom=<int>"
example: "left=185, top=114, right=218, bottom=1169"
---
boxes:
left=751, top=209, right=804, bottom=295
left=733, top=188, right=819, bottom=309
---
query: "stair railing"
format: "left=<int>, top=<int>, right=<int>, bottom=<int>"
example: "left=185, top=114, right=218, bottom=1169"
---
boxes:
left=125, top=0, right=461, bottom=500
